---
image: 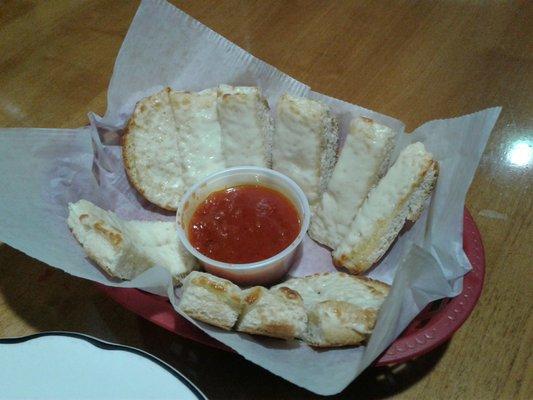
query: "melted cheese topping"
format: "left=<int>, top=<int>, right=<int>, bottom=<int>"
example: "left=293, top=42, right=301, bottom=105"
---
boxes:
left=217, top=85, right=271, bottom=167
left=170, top=88, right=225, bottom=187
left=126, top=220, right=196, bottom=277
left=311, top=117, right=396, bottom=248
left=272, top=94, right=327, bottom=203
left=334, top=142, right=433, bottom=258
left=273, top=273, right=387, bottom=311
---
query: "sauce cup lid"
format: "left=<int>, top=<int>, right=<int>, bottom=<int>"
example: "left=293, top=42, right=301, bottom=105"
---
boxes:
left=176, top=166, right=310, bottom=272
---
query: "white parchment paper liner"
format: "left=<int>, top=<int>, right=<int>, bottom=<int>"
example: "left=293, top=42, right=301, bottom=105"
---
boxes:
left=0, top=0, right=501, bottom=395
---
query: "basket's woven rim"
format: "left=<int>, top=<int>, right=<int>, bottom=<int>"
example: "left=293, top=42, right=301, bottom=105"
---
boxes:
left=375, top=208, right=485, bottom=365
left=99, top=208, right=485, bottom=365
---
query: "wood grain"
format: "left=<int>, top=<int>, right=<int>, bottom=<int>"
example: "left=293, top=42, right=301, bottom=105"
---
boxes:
left=0, top=1, right=531, bottom=399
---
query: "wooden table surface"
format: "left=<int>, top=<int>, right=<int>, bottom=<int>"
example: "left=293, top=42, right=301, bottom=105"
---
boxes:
left=1, top=1, right=531, bottom=399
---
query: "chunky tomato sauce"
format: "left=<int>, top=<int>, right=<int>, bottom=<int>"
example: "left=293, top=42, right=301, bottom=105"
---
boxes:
left=188, top=185, right=301, bottom=264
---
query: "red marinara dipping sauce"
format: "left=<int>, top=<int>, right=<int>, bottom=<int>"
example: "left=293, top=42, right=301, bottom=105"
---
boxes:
left=188, top=185, right=301, bottom=264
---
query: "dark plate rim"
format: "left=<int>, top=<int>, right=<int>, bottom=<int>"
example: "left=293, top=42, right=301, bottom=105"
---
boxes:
left=0, top=331, right=208, bottom=400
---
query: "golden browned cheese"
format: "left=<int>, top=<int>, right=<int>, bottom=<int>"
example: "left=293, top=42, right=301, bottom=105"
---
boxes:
left=244, top=287, right=263, bottom=305
left=192, top=275, right=241, bottom=306
left=277, top=287, right=302, bottom=301
left=93, top=221, right=123, bottom=248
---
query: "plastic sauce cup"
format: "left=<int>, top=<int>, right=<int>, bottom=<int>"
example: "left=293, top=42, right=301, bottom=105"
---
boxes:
left=177, top=166, right=310, bottom=286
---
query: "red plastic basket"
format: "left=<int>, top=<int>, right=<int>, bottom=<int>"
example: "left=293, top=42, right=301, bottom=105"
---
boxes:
left=99, top=208, right=485, bottom=366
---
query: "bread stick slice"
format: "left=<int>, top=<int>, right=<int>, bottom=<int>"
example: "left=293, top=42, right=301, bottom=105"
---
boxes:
left=272, top=272, right=389, bottom=347
left=122, top=88, right=184, bottom=210
left=67, top=200, right=197, bottom=283
left=333, top=142, right=438, bottom=273
left=217, top=85, right=273, bottom=168
left=271, top=272, right=389, bottom=312
left=237, top=286, right=308, bottom=339
left=272, top=94, right=339, bottom=205
left=310, top=117, right=397, bottom=249
left=304, top=301, right=375, bottom=347
left=178, top=271, right=243, bottom=330
left=169, top=88, right=225, bottom=188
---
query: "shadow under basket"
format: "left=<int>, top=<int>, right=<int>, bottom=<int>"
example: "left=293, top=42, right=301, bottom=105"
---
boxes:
left=98, top=208, right=485, bottom=366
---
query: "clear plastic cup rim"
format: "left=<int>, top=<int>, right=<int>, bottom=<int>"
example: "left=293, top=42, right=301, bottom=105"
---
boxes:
left=176, top=166, right=310, bottom=271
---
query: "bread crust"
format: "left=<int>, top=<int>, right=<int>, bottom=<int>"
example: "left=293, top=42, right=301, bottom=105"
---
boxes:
left=239, top=323, right=297, bottom=339
left=122, top=88, right=183, bottom=211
